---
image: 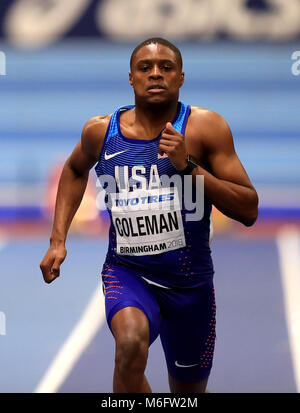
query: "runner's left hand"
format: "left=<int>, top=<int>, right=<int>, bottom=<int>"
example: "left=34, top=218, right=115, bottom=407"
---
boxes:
left=158, top=122, right=187, bottom=171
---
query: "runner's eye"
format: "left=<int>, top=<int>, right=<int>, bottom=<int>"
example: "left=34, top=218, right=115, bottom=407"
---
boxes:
left=140, top=66, right=150, bottom=72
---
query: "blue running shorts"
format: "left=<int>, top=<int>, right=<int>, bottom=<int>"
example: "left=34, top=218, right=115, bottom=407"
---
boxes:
left=101, top=263, right=216, bottom=383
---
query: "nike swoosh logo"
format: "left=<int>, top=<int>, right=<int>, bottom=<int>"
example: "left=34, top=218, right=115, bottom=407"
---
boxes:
left=175, top=361, right=199, bottom=368
left=104, top=149, right=128, bottom=160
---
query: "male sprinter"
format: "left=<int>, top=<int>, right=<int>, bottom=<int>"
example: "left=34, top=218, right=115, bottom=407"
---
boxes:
left=40, top=38, right=258, bottom=393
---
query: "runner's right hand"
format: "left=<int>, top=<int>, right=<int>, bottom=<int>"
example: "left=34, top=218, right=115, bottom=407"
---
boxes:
left=40, top=242, right=67, bottom=284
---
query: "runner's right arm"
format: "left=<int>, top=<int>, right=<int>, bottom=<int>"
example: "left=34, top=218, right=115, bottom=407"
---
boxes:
left=40, top=116, right=110, bottom=284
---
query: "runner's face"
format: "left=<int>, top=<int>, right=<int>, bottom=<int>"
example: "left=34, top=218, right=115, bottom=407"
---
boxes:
left=129, top=44, right=184, bottom=104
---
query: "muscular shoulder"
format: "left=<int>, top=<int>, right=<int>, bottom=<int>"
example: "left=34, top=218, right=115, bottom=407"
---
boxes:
left=81, top=115, right=111, bottom=160
left=189, top=106, right=230, bottom=137
left=187, top=106, right=233, bottom=153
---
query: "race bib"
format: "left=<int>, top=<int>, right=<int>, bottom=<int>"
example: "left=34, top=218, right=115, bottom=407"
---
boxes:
left=110, top=187, right=186, bottom=256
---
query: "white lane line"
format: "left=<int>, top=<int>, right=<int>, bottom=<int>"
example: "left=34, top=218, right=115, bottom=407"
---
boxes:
left=34, top=286, right=106, bottom=393
left=277, top=227, right=300, bottom=393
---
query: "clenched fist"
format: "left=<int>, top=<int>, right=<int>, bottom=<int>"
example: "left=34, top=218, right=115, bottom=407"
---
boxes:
left=158, top=122, right=187, bottom=171
left=40, top=241, right=67, bottom=284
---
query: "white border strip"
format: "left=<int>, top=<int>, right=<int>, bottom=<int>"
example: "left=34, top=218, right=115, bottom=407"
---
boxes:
left=34, top=286, right=106, bottom=393
left=277, top=228, right=300, bottom=393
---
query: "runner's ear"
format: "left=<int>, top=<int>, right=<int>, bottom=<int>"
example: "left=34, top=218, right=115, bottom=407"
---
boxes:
left=129, top=72, right=133, bottom=86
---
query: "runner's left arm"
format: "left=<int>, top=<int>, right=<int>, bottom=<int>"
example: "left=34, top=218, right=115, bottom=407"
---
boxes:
left=192, top=111, right=258, bottom=226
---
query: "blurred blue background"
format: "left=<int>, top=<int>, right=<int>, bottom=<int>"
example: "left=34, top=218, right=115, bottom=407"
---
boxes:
left=0, top=1, right=299, bottom=226
left=0, top=0, right=300, bottom=394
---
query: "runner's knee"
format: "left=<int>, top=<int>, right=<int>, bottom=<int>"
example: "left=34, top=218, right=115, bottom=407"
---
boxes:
left=112, top=308, right=150, bottom=372
left=115, top=331, right=149, bottom=372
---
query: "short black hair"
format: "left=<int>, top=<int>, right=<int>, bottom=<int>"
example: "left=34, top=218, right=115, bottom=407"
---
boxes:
left=130, top=37, right=183, bottom=70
